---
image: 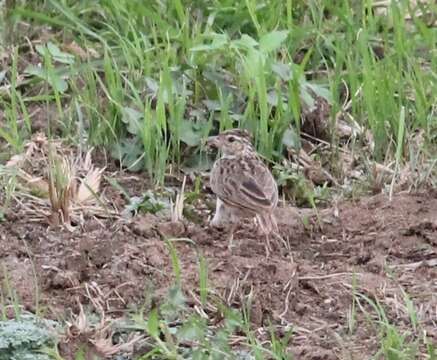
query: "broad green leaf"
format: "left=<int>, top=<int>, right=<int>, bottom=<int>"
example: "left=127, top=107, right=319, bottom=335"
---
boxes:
left=0, top=314, right=58, bottom=360
left=121, top=107, right=143, bottom=135
left=146, top=308, right=159, bottom=338
left=47, top=42, right=75, bottom=64
left=0, top=70, right=6, bottom=83
left=160, top=285, right=186, bottom=321
left=299, top=85, right=316, bottom=111
left=177, top=316, right=206, bottom=342
left=243, top=48, right=263, bottom=75
left=110, top=138, right=144, bottom=172
left=223, top=307, right=243, bottom=332
left=231, top=34, right=258, bottom=50
left=190, top=33, right=228, bottom=52
left=36, top=42, right=75, bottom=64
left=282, top=128, right=300, bottom=149
left=259, top=30, right=289, bottom=53
left=145, top=77, right=159, bottom=95
left=305, top=83, right=333, bottom=103
left=180, top=120, right=204, bottom=146
left=24, top=65, right=68, bottom=93
left=190, top=43, right=222, bottom=52
left=272, top=62, right=291, bottom=81
left=203, top=99, right=221, bottom=111
left=266, top=89, right=279, bottom=106
left=182, top=152, right=214, bottom=172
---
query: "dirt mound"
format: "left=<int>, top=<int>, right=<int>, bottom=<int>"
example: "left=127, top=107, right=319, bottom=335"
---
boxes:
left=1, top=190, right=436, bottom=359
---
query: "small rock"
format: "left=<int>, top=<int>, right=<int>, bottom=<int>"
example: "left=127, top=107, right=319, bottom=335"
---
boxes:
left=366, top=253, right=386, bottom=273
left=52, top=270, right=80, bottom=289
left=132, top=214, right=158, bottom=237
left=295, top=302, right=309, bottom=315
left=157, top=221, right=185, bottom=238
left=146, top=243, right=167, bottom=267
left=249, top=299, right=264, bottom=326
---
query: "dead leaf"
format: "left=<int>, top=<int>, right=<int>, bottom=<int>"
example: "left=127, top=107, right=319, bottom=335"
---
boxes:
left=304, top=162, right=335, bottom=186
left=301, top=96, right=331, bottom=140
left=63, top=41, right=99, bottom=60
left=63, top=41, right=87, bottom=60
left=75, top=167, right=104, bottom=205
left=336, top=118, right=364, bottom=138
left=171, top=176, right=186, bottom=222
left=6, top=154, right=26, bottom=168
left=91, top=332, right=144, bottom=357
left=83, top=148, right=94, bottom=171
left=23, top=174, right=50, bottom=197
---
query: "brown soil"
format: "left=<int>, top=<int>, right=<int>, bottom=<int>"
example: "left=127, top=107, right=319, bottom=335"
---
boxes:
left=1, top=177, right=436, bottom=359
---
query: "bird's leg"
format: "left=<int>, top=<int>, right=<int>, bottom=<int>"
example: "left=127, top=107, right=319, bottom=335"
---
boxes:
left=210, top=198, right=227, bottom=227
left=227, top=222, right=239, bottom=251
left=255, top=214, right=275, bottom=257
left=264, top=234, right=272, bottom=258
left=273, top=231, right=289, bottom=251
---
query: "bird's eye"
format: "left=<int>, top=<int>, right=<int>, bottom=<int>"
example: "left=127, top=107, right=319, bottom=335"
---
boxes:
left=228, top=136, right=235, bottom=143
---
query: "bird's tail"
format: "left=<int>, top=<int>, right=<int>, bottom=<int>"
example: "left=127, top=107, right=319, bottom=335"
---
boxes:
left=256, top=212, right=278, bottom=235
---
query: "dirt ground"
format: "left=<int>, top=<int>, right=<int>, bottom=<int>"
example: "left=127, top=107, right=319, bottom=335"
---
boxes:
left=0, top=170, right=436, bottom=359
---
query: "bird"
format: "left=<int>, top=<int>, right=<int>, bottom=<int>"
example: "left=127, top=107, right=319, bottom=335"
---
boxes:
left=206, top=128, right=279, bottom=256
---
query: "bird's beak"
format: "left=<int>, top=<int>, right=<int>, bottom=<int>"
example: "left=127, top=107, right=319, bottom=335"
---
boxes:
left=205, top=135, right=220, bottom=150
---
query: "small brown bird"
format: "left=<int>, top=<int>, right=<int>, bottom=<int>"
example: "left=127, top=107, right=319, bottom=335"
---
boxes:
left=207, top=129, right=279, bottom=255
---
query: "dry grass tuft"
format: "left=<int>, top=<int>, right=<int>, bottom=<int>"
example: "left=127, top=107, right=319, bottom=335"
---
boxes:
left=3, top=133, right=114, bottom=226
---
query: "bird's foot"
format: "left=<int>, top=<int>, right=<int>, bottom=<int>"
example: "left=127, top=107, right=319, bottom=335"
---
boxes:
left=210, top=212, right=225, bottom=227
left=227, top=242, right=237, bottom=253
left=272, top=232, right=294, bottom=262
left=227, top=233, right=237, bottom=253
left=226, top=223, right=239, bottom=253
left=273, top=231, right=289, bottom=251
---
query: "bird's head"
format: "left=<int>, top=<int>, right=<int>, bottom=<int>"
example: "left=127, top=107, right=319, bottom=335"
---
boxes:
left=206, top=129, right=254, bottom=156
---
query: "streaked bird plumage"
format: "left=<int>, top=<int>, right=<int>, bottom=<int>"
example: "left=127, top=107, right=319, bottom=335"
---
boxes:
left=207, top=129, right=279, bottom=253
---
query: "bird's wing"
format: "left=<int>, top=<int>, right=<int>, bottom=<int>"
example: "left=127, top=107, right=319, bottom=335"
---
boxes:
left=211, top=158, right=277, bottom=213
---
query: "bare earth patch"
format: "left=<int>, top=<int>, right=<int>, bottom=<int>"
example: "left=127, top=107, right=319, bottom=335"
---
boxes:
left=1, top=175, right=436, bottom=359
